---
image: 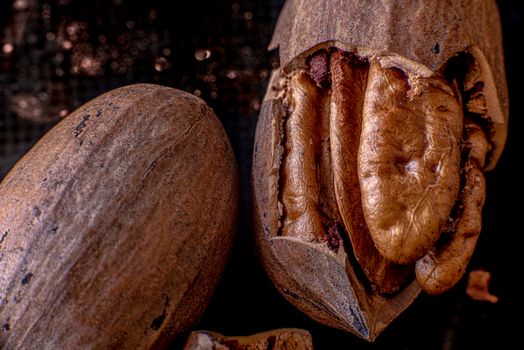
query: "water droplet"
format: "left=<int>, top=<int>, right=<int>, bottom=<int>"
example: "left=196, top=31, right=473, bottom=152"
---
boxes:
left=226, top=70, right=237, bottom=79
left=74, top=56, right=102, bottom=76
left=154, top=57, right=168, bottom=72
left=13, top=0, right=29, bottom=11
left=2, top=43, right=14, bottom=54
left=66, top=23, right=79, bottom=36
left=62, top=40, right=72, bottom=50
left=244, top=12, right=253, bottom=20
left=193, top=89, right=202, bottom=97
left=194, top=49, right=211, bottom=61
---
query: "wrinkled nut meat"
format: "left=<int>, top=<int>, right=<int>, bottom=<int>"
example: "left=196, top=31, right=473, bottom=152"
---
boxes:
left=253, top=0, right=508, bottom=341
left=0, top=84, right=238, bottom=349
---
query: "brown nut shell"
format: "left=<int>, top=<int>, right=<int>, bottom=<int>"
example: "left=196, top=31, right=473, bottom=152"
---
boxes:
left=0, top=84, right=238, bottom=349
left=269, top=0, right=508, bottom=169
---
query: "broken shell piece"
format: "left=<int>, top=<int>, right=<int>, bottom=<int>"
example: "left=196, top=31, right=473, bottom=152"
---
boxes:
left=183, top=329, right=313, bottom=350
left=466, top=270, right=498, bottom=303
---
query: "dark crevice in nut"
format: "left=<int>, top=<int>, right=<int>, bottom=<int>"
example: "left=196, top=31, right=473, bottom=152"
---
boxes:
left=444, top=53, right=495, bottom=165
left=330, top=49, right=413, bottom=294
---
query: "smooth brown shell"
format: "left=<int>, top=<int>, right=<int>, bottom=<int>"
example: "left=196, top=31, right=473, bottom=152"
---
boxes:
left=0, top=84, right=238, bottom=349
left=269, top=0, right=508, bottom=169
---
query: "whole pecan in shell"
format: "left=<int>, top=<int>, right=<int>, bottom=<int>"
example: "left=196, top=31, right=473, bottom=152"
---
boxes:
left=0, top=84, right=238, bottom=349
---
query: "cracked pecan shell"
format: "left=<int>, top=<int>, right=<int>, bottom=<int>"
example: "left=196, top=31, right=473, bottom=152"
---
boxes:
left=253, top=0, right=508, bottom=341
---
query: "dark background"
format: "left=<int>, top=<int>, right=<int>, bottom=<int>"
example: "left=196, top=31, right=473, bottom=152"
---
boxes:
left=0, top=1, right=522, bottom=349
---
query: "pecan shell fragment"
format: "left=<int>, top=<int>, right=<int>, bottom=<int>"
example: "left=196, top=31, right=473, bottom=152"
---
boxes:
left=183, top=329, right=313, bottom=350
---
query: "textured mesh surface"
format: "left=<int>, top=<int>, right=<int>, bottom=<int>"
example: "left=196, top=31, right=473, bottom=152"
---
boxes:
left=0, top=0, right=283, bottom=177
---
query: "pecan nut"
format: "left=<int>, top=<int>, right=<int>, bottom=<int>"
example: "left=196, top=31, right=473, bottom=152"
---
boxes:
left=0, top=84, right=238, bottom=348
left=253, top=0, right=508, bottom=341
